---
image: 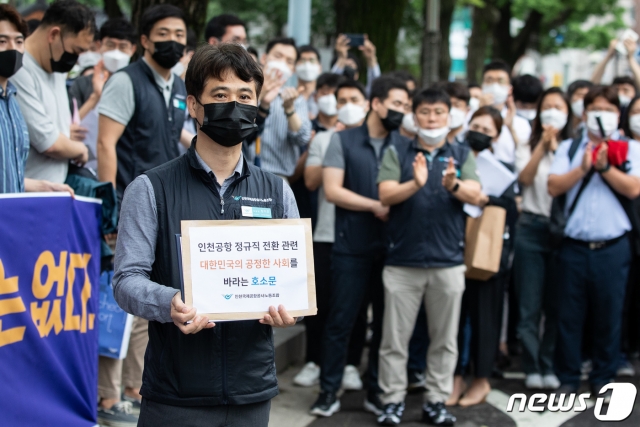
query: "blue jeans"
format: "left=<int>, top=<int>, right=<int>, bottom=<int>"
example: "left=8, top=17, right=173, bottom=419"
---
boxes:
left=554, top=236, right=630, bottom=389
left=320, top=252, right=385, bottom=394
left=513, top=213, right=558, bottom=375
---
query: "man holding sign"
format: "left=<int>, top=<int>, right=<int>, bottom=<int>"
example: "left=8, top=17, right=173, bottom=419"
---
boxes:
left=113, top=43, right=299, bottom=426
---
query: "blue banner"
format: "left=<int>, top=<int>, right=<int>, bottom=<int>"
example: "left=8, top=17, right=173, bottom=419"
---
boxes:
left=0, top=194, right=101, bottom=426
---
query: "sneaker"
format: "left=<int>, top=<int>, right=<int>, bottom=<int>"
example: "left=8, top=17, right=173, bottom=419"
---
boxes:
left=377, top=402, right=405, bottom=426
left=581, top=360, right=592, bottom=375
left=617, top=360, right=636, bottom=377
left=342, top=365, right=363, bottom=391
left=310, top=391, right=340, bottom=417
left=407, top=370, right=426, bottom=392
left=422, top=401, right=456, bottom=426
left=121, top=394, right=141, bottom=415
left=525, top=373, right=543, bottom=389
left=364, top=392, right=385, bottom=416
left=294, top=362, right=321, bottom=387
left=542, top=374, right=560, bottom=390
left=97, top=401, right=138, bottom=427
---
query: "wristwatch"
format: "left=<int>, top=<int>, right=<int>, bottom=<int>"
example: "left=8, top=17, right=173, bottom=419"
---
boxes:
left=451, top=181, right=460, bottom=193
left=258, top=104, right=270, bottom=116
left=597, top=163, right=611, bottom=173
left=285, top=109, right=296, bottom=118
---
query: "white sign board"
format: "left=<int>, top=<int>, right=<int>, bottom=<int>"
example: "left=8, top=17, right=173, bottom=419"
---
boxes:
left=181, top=219, right=317, bottom=320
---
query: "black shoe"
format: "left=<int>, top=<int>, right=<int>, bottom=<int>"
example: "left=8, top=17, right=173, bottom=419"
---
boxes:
left=310, top=391, right=340, bottom=417
left=377, top=402, right=405, bottom=426
left=407, top=370, right=426, bottom=392
left=422, top=401, right=456, bottom=426
left=551, top=384, right=578, bottom=406
left=591, top=383, right=613, bottom=405
left=364, top=392, right=385, bottom=416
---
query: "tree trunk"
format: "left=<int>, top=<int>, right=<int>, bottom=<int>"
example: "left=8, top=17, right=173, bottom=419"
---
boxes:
left=103, top=0, right=123, bottom=19
left=334, top=0, right=409, bottom=73
left=511, top=10, right=543, bottom=66
left=492, top=1, right=512, bottom=65
left=130, top=0, right=208, bottom=41
left=438, top=0, right=456, bottom=81
left=466, top=5, right=497, bottom=84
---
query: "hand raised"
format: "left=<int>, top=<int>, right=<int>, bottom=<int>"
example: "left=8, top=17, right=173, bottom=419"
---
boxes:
left=413, top=152, right=428, bottom=188
left=442, top=157, right=457, bottom=191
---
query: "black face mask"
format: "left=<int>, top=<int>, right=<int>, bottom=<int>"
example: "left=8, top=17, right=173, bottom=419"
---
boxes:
left=49, top=36, right=78, bottom=73
left=0, top=50, right=23, bottom=78
left=196, top=101, right=258, bottom=147
left=343, top=65, right=356, bottom=81
left=381, top=108, right=404, bottom=131
left=151, top=40, right=185, bottom=69
left=466, top=130, right=493, bottom=151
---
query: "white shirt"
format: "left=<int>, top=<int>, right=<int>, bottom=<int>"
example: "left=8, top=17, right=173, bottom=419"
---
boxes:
left=515, top=138, right=554, bottom=217
left=493, top=109, right=531, bottom=165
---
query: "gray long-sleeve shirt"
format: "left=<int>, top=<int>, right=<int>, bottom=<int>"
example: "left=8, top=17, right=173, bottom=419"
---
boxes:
left=112, top=152, right=300, bottom=323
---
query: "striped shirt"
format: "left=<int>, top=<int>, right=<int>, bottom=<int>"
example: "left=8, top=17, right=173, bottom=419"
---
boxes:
left=0, top=82, right=29, bottom=193
left=259, top=95, right=312, bottom=177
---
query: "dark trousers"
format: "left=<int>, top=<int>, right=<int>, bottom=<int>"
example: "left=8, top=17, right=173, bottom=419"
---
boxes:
left=513, top=214, right=558, bottom=375
left=137, top=399, right=270, bottom=427
left=407, top=303, right=429, bottom=373
left=455, top=276, right=504, bottom=378
left=320, top=252, right=385, bottom=394
left=555, top=237, right=631, bottom=389
left=304, top=242, right=365, bottom=366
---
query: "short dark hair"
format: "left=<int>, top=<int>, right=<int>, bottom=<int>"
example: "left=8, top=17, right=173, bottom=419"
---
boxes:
left=468, top=83, right=480, bottom=90
left=298, top=45, right=320, bottom=62
left=412, top=88, right=451, bottom=113
left=567, top=79, right=593, bottom=98
left=331, top=52, right=362, bottom=73
left=246, top=46, right=258, bottom=58
left=622, top=96, right=640, bottom=137
left=265, top=37, right=298, bottom=61
left=186, top=43, right=264, bottom=100
left=483, top=59, right=511, bottom=77
left=529, top=87, right=573, bottom=150
left=139, top=4, right=185, bottom=38
left=40, top=0, right=96, bottom=36
left=370, top=76, right=408, bottom=105
left=99, top=17, right=136, bottom=44
left=512, top=74, right=543, bottom=104
left=437, top=81, right=470, bottom=103
left=583, top=85, right=620, bottom=111
left=613, top=75, right=638, bottom=93
left=317, top=73, right=344, bottom=90
left=204, top=14, right=246, bottom=42
left=186, top=28, right=197, bottom=52
left=336, top=80, right=367, bottom=100
left=387, top=70, right=417, bottom=86
left=471, top=106, right=504, bottom=137
left=0, top=4, right=28, bottom=38
left=27, top=19, right=40, bottom=35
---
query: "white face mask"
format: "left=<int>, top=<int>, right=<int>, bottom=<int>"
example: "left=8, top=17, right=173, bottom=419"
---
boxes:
left=517, top=109, right=537, bottom=121
left=539, top=108, right=568, bottom=130
left=296, top=62, right=320, bottom=82
left=571, top=99, right=584, bottom=118
left=171, top=61, right=185, bottom=77
left=630, top=114, right=640, bottom=137
left=449, top=107, right=466, bottom=129
left=469, top=97, right=480, bottom=111
left=317, top=94, right=337, bottom=116
left=266, top=60, right=293, bottom=82
left=77, top=51, right=102, bottom=70
left=337, top=103, right=366, bottom=126
left=102, top=49, right=131, bottom=73
left=418, top=126, right=450, bottom=146
left=401, top=113, right=417, bottom=134
left=482, top=83, right=509, bottom=106
left=619, top=94, right=632, bottom=108
left=586, top=111, right=619, bottom=137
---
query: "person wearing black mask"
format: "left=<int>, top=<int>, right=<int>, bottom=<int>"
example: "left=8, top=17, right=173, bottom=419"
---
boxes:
left=9, top=0, right=92, bottom=185
left=95, top=5, right=188, bottom=425
left=113, top=43, right=300, bottom=426
left=310, top=77, right=409, bottom=418
left=0, top=3, right=74, bottom=195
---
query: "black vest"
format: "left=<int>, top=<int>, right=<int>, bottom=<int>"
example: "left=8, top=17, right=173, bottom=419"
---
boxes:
left=116, top=60, right=186, bottom=200
left=385, top=139, right=471, bottom=268
left=333, top=125, right=408, bottom=256
left=140, top=142, right=284, bottom=406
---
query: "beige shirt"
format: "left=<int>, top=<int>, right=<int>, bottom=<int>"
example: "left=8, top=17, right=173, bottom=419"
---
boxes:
left=515, top=139, right=554, bottom=217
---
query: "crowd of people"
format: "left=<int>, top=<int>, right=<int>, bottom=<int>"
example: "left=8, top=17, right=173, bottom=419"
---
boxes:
left=1, top=1, right=640, bottom=426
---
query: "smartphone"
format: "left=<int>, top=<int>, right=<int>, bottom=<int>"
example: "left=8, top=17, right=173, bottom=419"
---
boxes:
left=345, top=33, right=365, bottom=47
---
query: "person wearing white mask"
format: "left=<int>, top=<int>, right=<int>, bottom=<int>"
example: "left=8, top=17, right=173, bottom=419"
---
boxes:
left=479, top=60, right=531, bottom=165
left=376, top=88, right=481, bottom=426
left=567, top=79, right=593, bottom=131
left=439, top=81, right=471, bottom=144
left=591, top=37, right=640, bottom=107
left=257, top=37, right=312, bottom=179
left=295, top=45, right=323, bottom=119
left=310, top=73, right=344, bottom=133
left=296, top=80, right=369, bottom=390
left=512, top=74, right=543, bottom=123
left=468, top=84, right=482, bottom=113
left=513, top=87, right=573, bottom=392
left=549, top=85, right=640, bottom=399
